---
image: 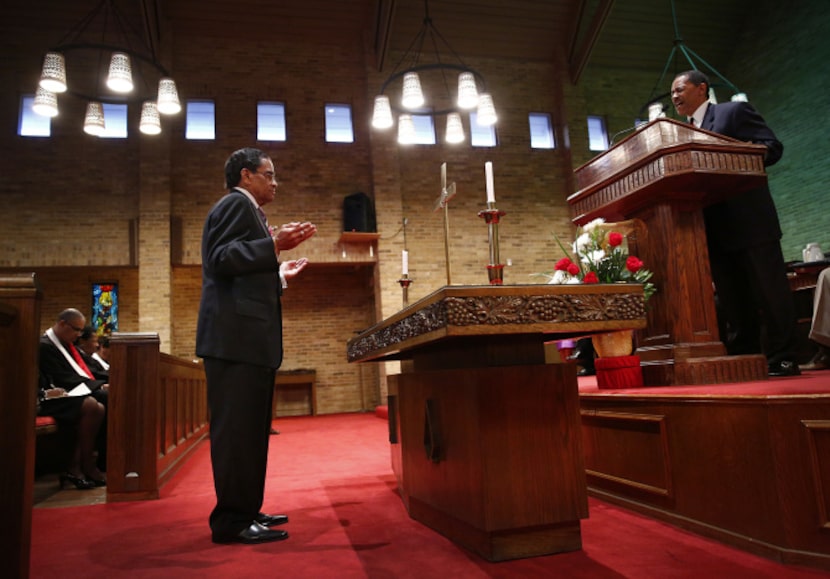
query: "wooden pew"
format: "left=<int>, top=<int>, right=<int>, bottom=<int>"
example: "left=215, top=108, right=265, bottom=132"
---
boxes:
left=0, top=273, right=42, bottom=579
left=106, top=333, right=208, bottom=502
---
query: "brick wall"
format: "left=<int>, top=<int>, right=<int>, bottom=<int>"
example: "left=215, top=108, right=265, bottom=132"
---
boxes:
left=3, top=2, right=827, bottom=414
left=721, top=0, right=830, bottom=261
left=0, top=267, right=139, bottom=336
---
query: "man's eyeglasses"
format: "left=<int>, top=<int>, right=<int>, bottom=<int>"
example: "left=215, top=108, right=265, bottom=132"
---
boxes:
left=64, top=321, right=84, bottom=332
left=249, top=169, right=277, bottom=184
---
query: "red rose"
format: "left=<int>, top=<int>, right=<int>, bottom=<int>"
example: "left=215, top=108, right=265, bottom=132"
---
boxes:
left=626, top=256, right=643, bottom=273
left=583, top=271, right=599, bottom=284
left=567, top=263, right=580, bottom=276
left=608, top=232, right=623, bottom=247
left=555, top=257, right=572, bottom=271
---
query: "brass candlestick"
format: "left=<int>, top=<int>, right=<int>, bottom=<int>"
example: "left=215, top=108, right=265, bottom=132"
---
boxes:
left=478, top=203, right=507, bottom=285
left=398, top=274, right=413, bottom=307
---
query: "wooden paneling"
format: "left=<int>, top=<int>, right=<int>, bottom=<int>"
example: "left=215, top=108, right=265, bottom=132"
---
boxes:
left=397, top=363, right=587, bottom=561
left=581, top=392, right=830, bottom=570
left=107, top=334, right=208, bottom=502
left=803, top=420, right=830, bottom=530
left=581, top=410, right=671, bottom=498
left=0, top=274, right=42, bottom=579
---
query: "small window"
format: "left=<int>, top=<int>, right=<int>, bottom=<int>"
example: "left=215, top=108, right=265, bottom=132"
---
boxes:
left=411, top=113, right=436, bottom=145
left=258, top=102, right=286, bottom=141
left=470, top=112, right=497, bottom=147
left=100, top=103, right=128, bottom=138
left=529, top=113, right=555, bottom=149
left=19, top=95, right=51, bottom=137
left=587, top=115, right=609, bottom=151
left=186, top=100, right=216, bottom=140
left=325, top=104, right=354, bottom=143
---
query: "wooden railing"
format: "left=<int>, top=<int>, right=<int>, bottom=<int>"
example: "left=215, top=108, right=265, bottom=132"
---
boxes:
left=0, top=273, right=41, bottom=579
left=107, top=333, right=208, bottom=502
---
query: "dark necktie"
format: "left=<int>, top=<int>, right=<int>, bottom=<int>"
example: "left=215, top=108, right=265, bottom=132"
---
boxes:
left=689, top=118, right=696, bottom=126
left=257, top=206, right=268, bottom=227
left=69, top=343, right=94, bottom=380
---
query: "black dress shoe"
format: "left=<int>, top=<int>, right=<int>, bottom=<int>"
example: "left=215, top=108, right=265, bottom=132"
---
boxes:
left=212, top=522, right=289, bottom=545
left=768, top=360, right=801, bottom=377
left=58, top=472, right=96, bottom=490
left=256, top=512, right=289, bottom=527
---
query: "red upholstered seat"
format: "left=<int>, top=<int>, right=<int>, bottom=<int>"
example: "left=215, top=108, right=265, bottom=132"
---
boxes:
left=35, top=415, right=58, bottom=434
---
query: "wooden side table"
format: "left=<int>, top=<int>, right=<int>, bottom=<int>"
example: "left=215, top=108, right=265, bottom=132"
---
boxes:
left=273, top=370, right=317, bottom=417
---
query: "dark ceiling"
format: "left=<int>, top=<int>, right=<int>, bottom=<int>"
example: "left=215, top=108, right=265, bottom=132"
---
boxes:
left=29, top=0, right=753, bottom=86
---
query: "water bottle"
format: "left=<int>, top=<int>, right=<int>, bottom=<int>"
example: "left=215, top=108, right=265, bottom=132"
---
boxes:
left=804, top=242, right=824, bottom=262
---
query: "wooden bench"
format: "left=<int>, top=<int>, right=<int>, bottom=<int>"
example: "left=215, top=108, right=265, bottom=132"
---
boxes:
left=1, top=273, right=42, bottom=579
left=106, top=332, right=209, bottom=502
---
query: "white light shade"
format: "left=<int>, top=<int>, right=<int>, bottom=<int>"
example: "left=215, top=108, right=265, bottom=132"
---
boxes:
left=445, top=112, right=465, bottom=143
left=371, top=95, right=393, bottom=129
left=457, top=72, right=479, bottom=109
left=475, top=93, right=497, bottom=126
left=139, top=101, right=162, bottom=135
left=106, top=52, right=133, bottom=93
left=32, top=86, right=59, bottom=117
left=401, top=72, right=424, bottom=109
left=39, top=52, right=67, bottom=93
left=731, top=92, right=748, bottom=102
left=397, top=114, right=416, bottom=145
left=157, top=78, right=181, bottom=114
left=83, top=101, right=106, bottom=136
left=647, top=102, right=663, bottom=121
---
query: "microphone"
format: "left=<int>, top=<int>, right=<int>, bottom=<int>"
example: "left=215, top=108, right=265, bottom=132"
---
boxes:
left=610, top=122, right=645, bottom=145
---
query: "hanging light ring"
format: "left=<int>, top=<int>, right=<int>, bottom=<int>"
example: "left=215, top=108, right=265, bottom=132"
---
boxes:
left=48, top=42, right=170, bottom=104
left=379, top=63, right=486, bottom=116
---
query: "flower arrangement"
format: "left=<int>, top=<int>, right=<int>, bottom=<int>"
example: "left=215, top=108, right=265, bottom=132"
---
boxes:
left=537, top=218, right=656, bottom=301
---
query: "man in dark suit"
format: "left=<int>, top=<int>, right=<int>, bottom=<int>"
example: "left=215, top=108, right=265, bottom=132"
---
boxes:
left=196, top=147, right=316, bottom=545
left=670, top=70, right=799, bottom=376
left=39, top=308, right=108, bottom=485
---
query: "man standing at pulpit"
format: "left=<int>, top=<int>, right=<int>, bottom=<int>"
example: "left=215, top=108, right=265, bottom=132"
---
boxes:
left=670, top=70, right=800, bottom=377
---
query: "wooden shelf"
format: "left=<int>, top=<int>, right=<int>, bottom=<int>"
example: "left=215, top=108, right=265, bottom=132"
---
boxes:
left=338, top=232, right=380, bottom=244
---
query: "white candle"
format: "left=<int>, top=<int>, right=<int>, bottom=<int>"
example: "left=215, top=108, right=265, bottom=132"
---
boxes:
left=402, top=250, right=409, bottom=275
left=485, top=161, right=495, bottom=204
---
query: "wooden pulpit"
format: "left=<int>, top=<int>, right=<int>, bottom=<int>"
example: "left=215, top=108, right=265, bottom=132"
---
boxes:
left=570, top=118, right=769, bottom=385
left=347, top=284, right=646, bottom=561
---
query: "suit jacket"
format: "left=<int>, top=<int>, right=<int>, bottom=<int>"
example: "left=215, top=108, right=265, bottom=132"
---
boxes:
left=79, top=349, right=109, bottom=381
left=700, top=101, right=784, bottom=252
left=39, top=336, right=107, bottom=392
left=195, top=189, right=283, bottom=369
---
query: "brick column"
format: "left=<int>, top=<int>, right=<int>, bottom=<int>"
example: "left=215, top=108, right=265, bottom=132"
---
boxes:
left=137, top=136, right=173, bottom=353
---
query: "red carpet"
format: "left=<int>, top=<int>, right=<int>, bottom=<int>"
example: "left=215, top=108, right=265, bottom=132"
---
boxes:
left=31, top=412, right=827, bottom=578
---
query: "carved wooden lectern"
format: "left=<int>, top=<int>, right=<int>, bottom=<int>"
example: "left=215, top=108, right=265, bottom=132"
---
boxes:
left=570, top=118, right=770, bottom=386
left=347, top=284, right=646, bottom=561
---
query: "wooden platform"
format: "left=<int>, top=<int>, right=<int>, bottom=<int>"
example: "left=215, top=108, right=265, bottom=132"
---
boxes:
left=579, top=375, right=830, bottom=571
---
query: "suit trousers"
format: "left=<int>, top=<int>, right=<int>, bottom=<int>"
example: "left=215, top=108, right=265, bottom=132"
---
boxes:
left=811, top=268, right=830, bottom=348
left=708, top=239, right=798, bottom=363
left=205, top=357, right=276, bottom=537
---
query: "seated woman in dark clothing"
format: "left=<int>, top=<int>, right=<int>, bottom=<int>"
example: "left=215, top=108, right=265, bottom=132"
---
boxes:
left=75, top=326, right=109, bottom=380
left=38, top=370, right=106, bottom=489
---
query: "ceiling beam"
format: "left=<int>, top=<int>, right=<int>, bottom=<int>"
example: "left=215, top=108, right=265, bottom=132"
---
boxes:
left=372, top=0, right=397, bottom=72
left=567, top=0, right=615, bottom=84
